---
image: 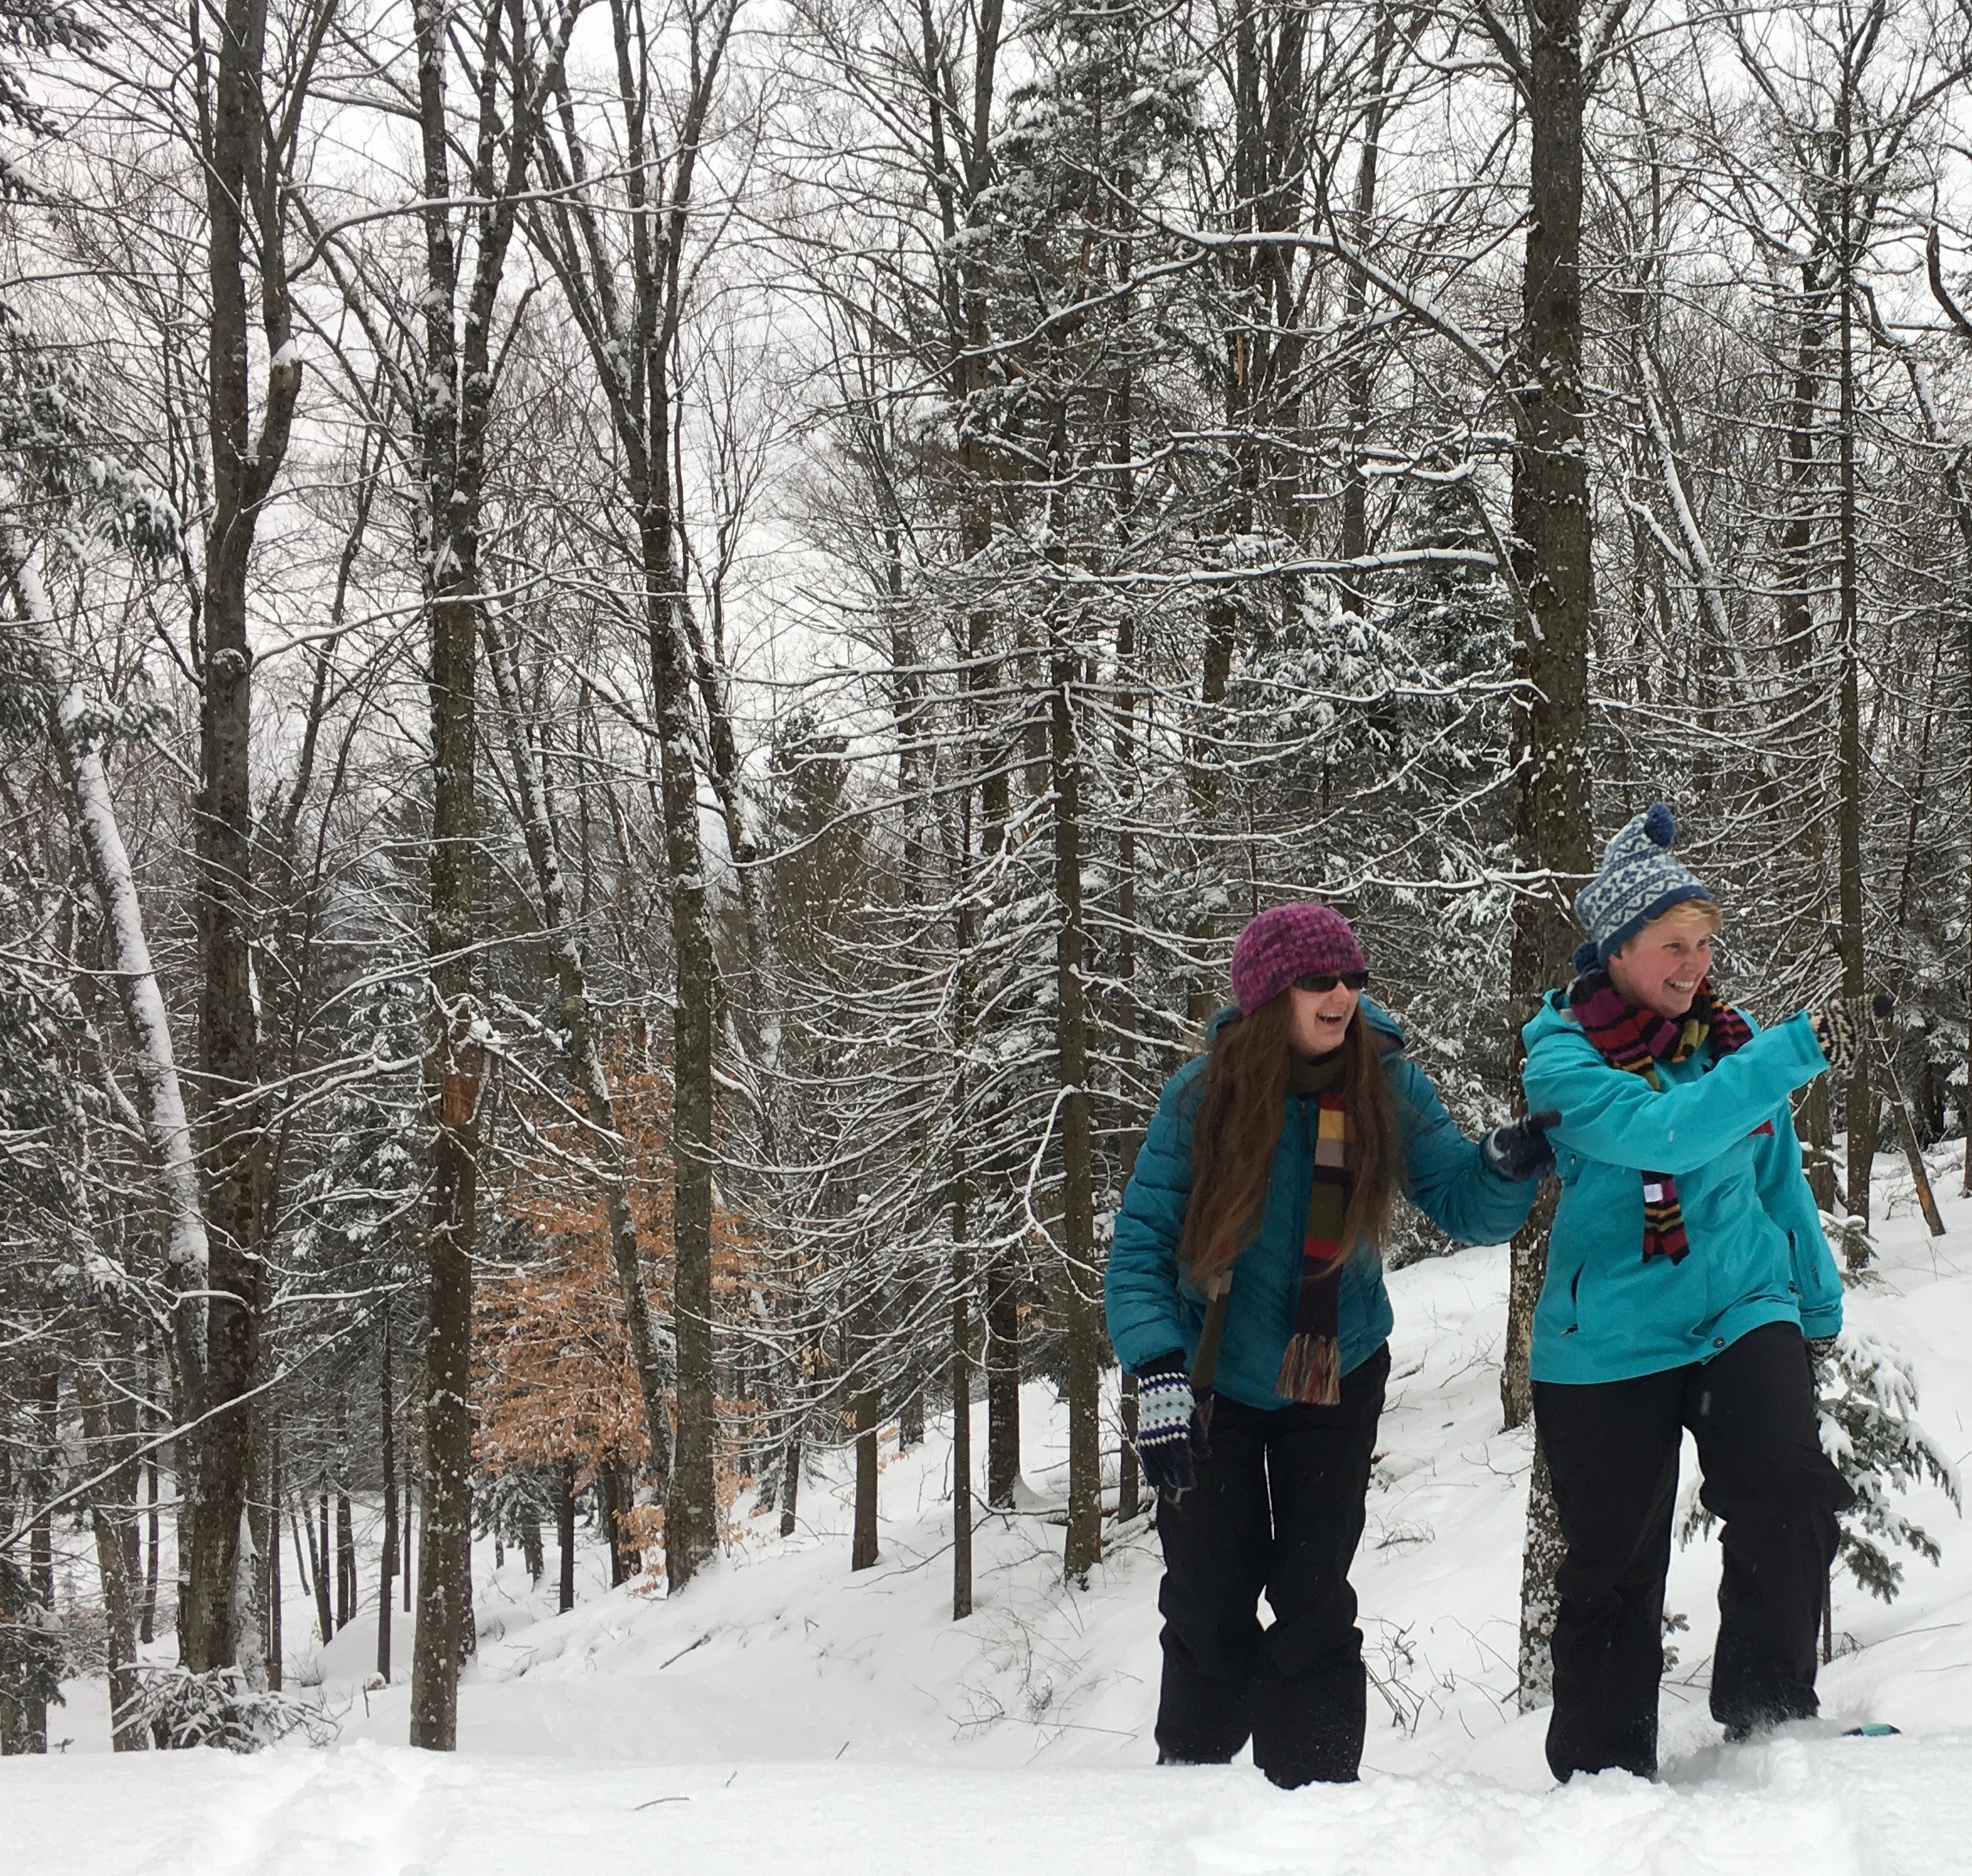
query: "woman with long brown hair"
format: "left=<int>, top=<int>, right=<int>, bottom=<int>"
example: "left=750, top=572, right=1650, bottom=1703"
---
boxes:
left=1105, top=903, right=1552, bottom=1787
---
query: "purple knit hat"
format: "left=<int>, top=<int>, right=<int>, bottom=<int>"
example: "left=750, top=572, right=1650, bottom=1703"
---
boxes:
left=1229, top=904, right=1367, bottom=1016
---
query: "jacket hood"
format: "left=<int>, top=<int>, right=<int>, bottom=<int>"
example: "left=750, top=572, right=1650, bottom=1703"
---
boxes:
left=1205, top=995, right=1406, bottom=1054
left=1521, top=989, right=1577, bottom=1054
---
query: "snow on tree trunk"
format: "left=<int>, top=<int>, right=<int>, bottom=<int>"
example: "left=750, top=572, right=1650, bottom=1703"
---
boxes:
left=1516, top=1444, right=1566, bottom=1714
left=233, top=1509, right=267, bottom=1695
left=1051, top=630, right=1102, bottom=1588
left=404, top=0, right=563, bottom=1746
left=1496, top=0, right=1595, bottom=1699
left=986, top=1267, right=1022, bottom=1508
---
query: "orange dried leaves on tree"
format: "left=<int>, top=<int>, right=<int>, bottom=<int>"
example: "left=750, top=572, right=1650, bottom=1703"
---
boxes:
left=476, top=1069, right=757, bottom=1490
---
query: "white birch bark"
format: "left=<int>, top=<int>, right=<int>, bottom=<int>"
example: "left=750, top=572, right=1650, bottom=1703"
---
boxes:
left=3, top=529, right=210, bottom=1387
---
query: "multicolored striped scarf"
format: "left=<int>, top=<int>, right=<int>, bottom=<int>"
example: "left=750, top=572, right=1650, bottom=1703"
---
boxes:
left=1277, top=1051, right=1351, bottom=1405
left=1568, top=967, right=1753, bottom=1264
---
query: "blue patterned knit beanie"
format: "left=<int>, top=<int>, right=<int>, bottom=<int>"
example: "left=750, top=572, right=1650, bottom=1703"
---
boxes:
left=1570, top=804, right=1711, bottom=976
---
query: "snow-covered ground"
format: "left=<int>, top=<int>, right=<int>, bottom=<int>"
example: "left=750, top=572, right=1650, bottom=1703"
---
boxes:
left=13, top=1145, right=1972, bottom=1874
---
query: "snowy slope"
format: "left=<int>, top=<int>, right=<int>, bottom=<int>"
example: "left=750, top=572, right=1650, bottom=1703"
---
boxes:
left=11, top=1145, right=1972, bottom=1873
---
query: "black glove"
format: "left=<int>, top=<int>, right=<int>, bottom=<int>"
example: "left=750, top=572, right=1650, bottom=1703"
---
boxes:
left=1483, top=1109, right=1562, bottom=1183
left=1808, top=991, right=1893, bottom=1080
left=1134, top=1353, right=1198, bottom=1500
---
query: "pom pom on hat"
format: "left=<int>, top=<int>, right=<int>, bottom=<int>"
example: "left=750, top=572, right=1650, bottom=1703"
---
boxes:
left=1642, top=802, right=1675, bottom=848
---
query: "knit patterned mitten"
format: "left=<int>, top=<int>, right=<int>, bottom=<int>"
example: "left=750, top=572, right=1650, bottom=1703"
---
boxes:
left=1134, top=1353, right=1197, bottom=1501
left=1809, top=992, right=1891, bottom=1080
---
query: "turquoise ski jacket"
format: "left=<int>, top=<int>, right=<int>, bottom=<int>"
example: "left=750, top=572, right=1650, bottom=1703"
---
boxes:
left=1520, top=993, right=1842, bottom=1387
left=1105, top=998, right=1538, bottom=1409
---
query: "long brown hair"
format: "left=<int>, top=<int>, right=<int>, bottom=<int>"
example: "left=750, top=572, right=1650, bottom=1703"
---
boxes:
left=1177, top=997, right=1401, bottom=1286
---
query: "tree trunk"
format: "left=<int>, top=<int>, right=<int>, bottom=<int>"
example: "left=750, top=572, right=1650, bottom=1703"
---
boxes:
left=599, top=1464, right=626, bottom=1588
left=1515, top=1443, right=1567, bottom=1713
left=558, top=1461, right=577, bottom=1614
left=1834, top=107, right=1872, bottom=1250
left=336, top=1492, right=355, bottom=1630
left=185, top=0, right=314, bottom=1678
left=410, top=1100, right=474, bottom=1749
left=72, top=1345, right=145, bottom=1751
left=778, top=1431, right=802, bottom=1540
left=379, top=1322, right=397, bottom=1682
left=851, top=1381, right=880, bottom=1572
left=24, top=1360, right=57, bottom=1752
left=404, top=0, right=554, bottom=1750
left=404, top=1474, right=415, bottom=1614
left=1499, top=0, right=1595, bottom=1433
left=1499, top=0, right=1596, bottom=1708
left=312, top=1490, right=333, bottom=1642
left=1798, top=1081, right=1839, bottom=1212
left=1502, top=1187, right=1559, bottom=1430
left=1051, top=637, right=1102, bottom=1587
left=986, top=1266, right=1021, bottom=1507
left=265, top=1424, right=281, bottom=1690
left=140, top=1446, right=160, bottom=1646
left=287, top=1498, right=317, bottom=1646
left=644, top=514, right=721, bottom=1593
left=951, top=1245, right=974, bottom=1620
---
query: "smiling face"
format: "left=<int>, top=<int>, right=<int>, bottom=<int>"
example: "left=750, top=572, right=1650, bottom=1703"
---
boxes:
left=1287, top=980, right=1361, bottom=1058
left=1607, top=902, right=1721, bottom=1021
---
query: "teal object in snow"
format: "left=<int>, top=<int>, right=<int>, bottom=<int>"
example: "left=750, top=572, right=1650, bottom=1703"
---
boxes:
left=1105, top=998, right=1538, bottom=1411
left=1520, top=992, right=1842, bottom=1387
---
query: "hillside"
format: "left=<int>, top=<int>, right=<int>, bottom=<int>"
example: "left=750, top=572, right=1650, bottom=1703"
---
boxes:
left=12, top=1146, right=1972, bottom=1873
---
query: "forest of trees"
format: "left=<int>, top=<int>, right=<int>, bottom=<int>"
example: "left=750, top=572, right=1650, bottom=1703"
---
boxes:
left=3, top=0, right=1971, bottom=1754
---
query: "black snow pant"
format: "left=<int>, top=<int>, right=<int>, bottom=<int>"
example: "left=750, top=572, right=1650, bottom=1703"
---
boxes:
left=1154, top=1340, right=1388, bottom=1789
left=1534, top=1321, right=1853, bottom=1783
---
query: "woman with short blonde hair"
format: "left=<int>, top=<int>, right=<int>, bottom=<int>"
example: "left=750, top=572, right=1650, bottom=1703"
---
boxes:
left=1522, top=804, right=1871, bottom=1781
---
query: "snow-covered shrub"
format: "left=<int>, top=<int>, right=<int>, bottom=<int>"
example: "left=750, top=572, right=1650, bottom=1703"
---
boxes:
left=118, top=1664, right=338, bottom=1752
left=1817, top=1334, right=1960, bottom=1601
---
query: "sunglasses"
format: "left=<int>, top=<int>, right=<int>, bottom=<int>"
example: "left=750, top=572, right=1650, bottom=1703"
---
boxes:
left=1292, top=970, right=1370, bottom=993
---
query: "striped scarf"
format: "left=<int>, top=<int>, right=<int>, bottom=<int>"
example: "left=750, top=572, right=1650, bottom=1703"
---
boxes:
left=1277, top=1052, right=1351, bottom=1405
left=1568, top=968, right=1753, bottom=1264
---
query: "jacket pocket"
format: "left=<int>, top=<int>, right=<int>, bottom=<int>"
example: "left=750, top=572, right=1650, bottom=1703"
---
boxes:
left=1539, top=1255, right=1585, bottom=1338
left=1786, top=1228, right=1834, bottom=1308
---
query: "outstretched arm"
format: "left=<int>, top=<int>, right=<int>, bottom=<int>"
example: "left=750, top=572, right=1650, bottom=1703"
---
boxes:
left=1526, top=1015, right=1828, bottom=1175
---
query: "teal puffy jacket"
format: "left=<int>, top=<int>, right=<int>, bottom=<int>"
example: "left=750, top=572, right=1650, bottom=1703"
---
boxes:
left=1520, top=993, right=1842, bottom=1387
left=1105, top=999, right=1538, bottom=1408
